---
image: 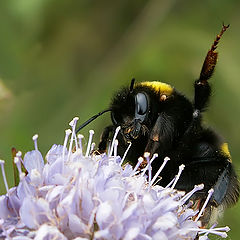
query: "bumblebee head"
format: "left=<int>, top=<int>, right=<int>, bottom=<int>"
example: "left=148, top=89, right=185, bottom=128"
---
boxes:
left=110, top=79, right=194, bottom=142
left=111, top=89, right=149, bottom=140
left=76, top=79, right=194, bottom=145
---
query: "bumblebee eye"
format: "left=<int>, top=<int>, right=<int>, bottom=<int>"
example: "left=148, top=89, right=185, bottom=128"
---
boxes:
left=135, top=93, right=148, bottom=116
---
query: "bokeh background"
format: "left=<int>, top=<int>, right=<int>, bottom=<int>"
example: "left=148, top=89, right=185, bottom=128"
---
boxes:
left=0, top=0, right=239, bottom=238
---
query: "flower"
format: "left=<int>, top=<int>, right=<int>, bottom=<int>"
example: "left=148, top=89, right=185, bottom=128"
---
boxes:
left=0, top=117, right=230, bottom=239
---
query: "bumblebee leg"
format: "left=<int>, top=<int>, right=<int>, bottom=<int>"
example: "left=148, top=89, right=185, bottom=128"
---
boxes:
left=194, top=24, right=229, bottom=111
left=145, top=112, right=175, bottom=156
left=98, top=125, right=114, bottom=152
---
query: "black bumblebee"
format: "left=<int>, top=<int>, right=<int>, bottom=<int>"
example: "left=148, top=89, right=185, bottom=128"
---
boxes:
left=76, top=24, right=239, bottom=225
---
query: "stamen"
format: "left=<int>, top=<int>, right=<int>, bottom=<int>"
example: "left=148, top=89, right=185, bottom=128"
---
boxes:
left=0, top=160, right=18, bottom=215
left=91, top=142, right=96, bottom=154
left=16, top=151, right=24, bottom=164
left=69, top=117, right=79, bottom=151
left=63, top=129, right=72, bottom=158
left=14, top=157, right=22, bottom=176
left=114, top=140, right=118, bottom=159
left=189, top=225, right=230, bottom=238
left=151, top=156, right=170, bottom=185
left=201, top=223, right=217, bottom=238
left=109, top=126, right=121, bottom=156
left=62, top=129, right=72, bottom=173
left=120, top=142, right=132, bottom=166
left=144, top=152, right=152, bottom=187
left=131, top=157, right=144, bottom=176
left=0, top=160, right=9, bottom=193
left=195, top=188, right=214, bottom=221
left=170, top=164, right=185, bottom=190
left=141, top=153, right=158, bottom=177
left=67, top=117, right=79, bottom=160
left=77, top=134, right=84, bottom=155
left=16, top=151, right=21, bottom=157
left=150, top=153, right=158, bottom=165
left=86, top=130, right=94, bottom=157
left=180, top=184, right=204, bottom=204
left=165, top=177, right=175, bottom=189
left=32, top=134, right=39, bottom=151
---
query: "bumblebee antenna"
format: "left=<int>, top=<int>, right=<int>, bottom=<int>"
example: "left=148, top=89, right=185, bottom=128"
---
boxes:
left=130, top=78, right=135, bottom=93
left=76, top=109, right=111, bottom=133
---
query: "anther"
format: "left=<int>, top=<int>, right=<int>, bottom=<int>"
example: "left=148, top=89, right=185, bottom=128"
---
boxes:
left=170, top=164, right=185, bottom=190
left=32, top=134, right=39, bottom=151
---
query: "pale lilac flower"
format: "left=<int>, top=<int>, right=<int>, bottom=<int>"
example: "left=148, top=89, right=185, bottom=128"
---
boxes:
left=0, top=117, right=230, bottom=239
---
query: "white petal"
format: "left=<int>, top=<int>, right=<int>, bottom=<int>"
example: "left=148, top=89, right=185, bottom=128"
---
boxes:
left=68, top=214, right=88, bottom=234
left=96, top=202, right=113, bottom=229
left=124, top=227, right=140, bottom=240
left=46, top=144, right=66, bottom=164
left=0, top=195, right=12, bottom=218
left=34, top=224, right=67, bottom=240
left=24, top=150, right=44, bottom=173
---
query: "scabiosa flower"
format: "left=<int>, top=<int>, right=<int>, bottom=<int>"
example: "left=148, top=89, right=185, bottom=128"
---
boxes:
left=0, top=117, right=230, bottom=239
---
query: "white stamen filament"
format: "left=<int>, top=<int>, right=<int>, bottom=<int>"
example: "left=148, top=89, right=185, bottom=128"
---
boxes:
left=69, top=117, right=79, bottom=151
left=114, top=140, right=118, bottom=159
left=62, top=129, right=72, bottom=173
left=180, top=184, right=204, bottom=204
left=202, top=223, right=217, bottom=238
left=150, top=153, right=158, bottom=165
left=151, top=156, right=170, bottom=185
left=120, top=142, right=132, bottom=166
left=86, top=130, right=94, bottom=157
left=131, top=157, right=144, bottom=176
left=32, top=134, right=39, bottom=151
left=141, top=153, right=158, bottom=177
left=144, top=152, right=152, bottom=188
left=67, top=117, right=79, bottom=160
left=77, top=134, right=84, bottom=155
left=0, top=160, right=9, bottom=193
left=109, top=126, right=121, bottom=157
left=0, top=160, right=18, bottom=215
left=63, top=129, right=72, bottom=158
left=165, top=177, right=175, bottom=189
left=188, top=226, right=230, bottom=238
left=14, top=157, right=22, bottom=176
left=170, top=164, right=185, bottom=190
left=91, top=142, right=96, bottom=154
left=195, top=188, right=214, bottom=221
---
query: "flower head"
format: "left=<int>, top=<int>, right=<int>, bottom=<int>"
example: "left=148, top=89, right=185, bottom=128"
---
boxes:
left=0, top=117, right=230, bottom=239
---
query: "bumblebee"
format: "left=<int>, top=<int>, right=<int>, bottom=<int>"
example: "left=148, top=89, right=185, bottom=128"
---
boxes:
left=76, top=24, right=239, bottom=225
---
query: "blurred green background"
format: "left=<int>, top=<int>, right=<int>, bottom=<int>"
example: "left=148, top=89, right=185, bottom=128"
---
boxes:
left=0, top=0, right=239, bottom=238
